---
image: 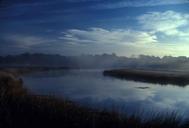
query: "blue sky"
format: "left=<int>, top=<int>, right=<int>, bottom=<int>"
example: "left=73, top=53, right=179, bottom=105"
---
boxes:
left=1, top=0, right=189, bottom=56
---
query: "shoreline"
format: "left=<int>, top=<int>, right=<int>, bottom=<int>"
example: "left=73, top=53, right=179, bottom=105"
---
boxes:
left=103, top=68, right=189, bottom=86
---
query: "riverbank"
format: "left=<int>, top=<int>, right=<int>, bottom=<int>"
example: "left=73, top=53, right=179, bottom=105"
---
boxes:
left=104, top=69, right=189, bottom=86
left=0, top=69, right=188, bottom=128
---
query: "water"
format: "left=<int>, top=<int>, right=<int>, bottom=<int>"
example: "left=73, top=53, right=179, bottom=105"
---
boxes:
left=22, top=69, right=189, bottom=119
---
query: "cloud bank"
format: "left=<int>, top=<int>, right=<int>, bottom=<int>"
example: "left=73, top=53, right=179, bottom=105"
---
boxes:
left=61, top=10, right=189, bottom=45
left=93, top=0, right=189, bottom=9
left=61, top=28, right=157, bottom=45
left=58, top=10, right=189, bottom=56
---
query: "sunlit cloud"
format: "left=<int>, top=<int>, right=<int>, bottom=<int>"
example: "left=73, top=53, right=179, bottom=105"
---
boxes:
left=60, top=28, right=157, bottom=45
left=57, top=10, right=189, bottom=57
left=61, top=11, right=189, bottom=47
left=137, top=10, right=189, bottom=43
left=137, top=11, right=189, bottom=34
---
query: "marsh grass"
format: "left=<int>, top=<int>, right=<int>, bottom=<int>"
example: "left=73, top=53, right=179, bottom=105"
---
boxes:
left=104, top=69, right=189, bottom=86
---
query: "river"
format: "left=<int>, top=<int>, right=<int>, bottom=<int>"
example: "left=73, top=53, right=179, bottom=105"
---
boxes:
left=22, top=69, right=189, bottom=119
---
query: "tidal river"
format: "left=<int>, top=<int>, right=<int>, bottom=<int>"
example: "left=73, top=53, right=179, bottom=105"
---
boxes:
left=22, top=69, right=189, bottom=119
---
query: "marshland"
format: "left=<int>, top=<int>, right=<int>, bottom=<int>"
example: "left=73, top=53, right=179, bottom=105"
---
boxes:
left=1, top=66, right=189, bottom=128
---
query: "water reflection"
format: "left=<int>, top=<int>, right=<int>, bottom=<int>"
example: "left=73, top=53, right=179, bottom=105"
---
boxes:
left=23, top=70, right=189, bottom=119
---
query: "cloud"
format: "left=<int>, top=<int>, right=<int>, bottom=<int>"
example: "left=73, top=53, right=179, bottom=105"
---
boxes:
left=137, top=10, right=189, bottom=43
left=60, top=28, right=157, bottom=45
left=1, top=34, right=56, bottom=49
left=137, top=11, right=189, bottom=34
left=93, top=0, right=189, bottom=9
left=0, top=34, right=68, bottom=55
left=59, top=22, right=189, bottom=56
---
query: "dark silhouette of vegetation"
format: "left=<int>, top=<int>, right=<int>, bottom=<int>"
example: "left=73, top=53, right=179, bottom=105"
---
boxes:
left=0, top=70, right=189, bottom=128
left=104, top=69, right=189, bottom=86
left=1, top=53, right=189, bottom=70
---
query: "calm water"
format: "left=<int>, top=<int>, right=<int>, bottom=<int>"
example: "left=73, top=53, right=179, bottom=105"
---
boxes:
left=22, top=69, right=189, bottom=119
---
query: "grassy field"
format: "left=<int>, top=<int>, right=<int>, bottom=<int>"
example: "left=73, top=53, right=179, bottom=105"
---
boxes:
left=0, top=70, right=189, bottom=128
left=104, top=68, right=189, bottom=86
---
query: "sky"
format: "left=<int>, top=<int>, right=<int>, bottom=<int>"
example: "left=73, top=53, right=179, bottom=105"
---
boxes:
left=1, top=0, right=189, bottom=56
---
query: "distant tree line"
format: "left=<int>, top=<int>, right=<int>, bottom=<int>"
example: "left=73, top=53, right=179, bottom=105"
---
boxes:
left=0, top=53, right=189, bottom=70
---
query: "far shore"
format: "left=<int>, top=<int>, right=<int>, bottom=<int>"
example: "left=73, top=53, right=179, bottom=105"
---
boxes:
left=103, top=68, right=189, bottom=86
left=0, top=66, right=71, bottom=77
